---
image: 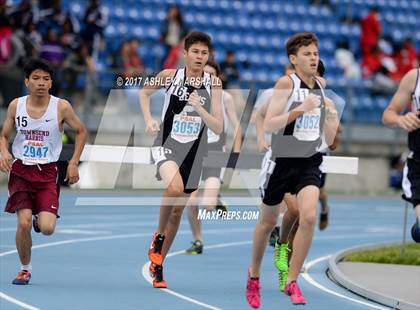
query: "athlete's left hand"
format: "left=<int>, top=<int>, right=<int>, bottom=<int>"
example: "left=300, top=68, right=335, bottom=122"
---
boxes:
left=325, top=98, right=338, bottom=121
left=187, top=91, right=202, bottom=109
left=326, top=106, right=338, bottom=121
left=65, top=162, right=79, bottom=184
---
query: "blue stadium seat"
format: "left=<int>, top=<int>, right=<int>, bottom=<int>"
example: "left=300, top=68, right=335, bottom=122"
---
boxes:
left=69, top=2, right=84, bottom=17
left=410, top=0, right=420, bottom=9
left=240, top=69, right=255, bottom=82
left=231, top=33, right=242, bottom=47
left=250, top=17, right=263, bottom=31
left=391, top=29, right=404, bottom=42
left=127, top=8, right=139, bottom=20
left=105, top=25, right=117, bottom=38
left=263, top=53, right=275, bottom=66
left=259, top=35, right=272, bottom=48
left=140, top=8, right=155, bottom=21
left=262, top=18, right=276, bottom=32
left=219, top=0, right=234, bottom=11
left=146, top=27, right=160, bottom=41
left=224, top=15, right=236, bottom=29
left=249, top=52, right=262, bottom=65
left=210, top=14, right=223, bottom=28
left=114, top=6, right=126, bottom=20
left=244, top=1, right=256, bottom=13
left=116, top=23, right=129, bottom=36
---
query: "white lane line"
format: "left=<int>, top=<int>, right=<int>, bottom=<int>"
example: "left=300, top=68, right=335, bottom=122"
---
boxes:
left=141, top=241, right=252, bottom=310
left=75, top=196, right=262, bottom=206
left=55, top=229, right=112, bottom=235
left=0, top=219, right=253, bottom=232
left=302, top=256, right=389, bottom=310
left=0, top=222, right=155, bottom=232
left=0, top=233, right=147, bottom=257
left=0, top=228, right=253, bottom=310
left=0, top=293, right=40, bottom=310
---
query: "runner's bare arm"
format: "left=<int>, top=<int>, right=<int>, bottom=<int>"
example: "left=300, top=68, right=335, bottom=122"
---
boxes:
left=139, top=69, right=176, bottom=134
left=255, top=101, right=271, bottom=152
left=324, top=97, right=340, bottom=149
left=189, top=75, right=223, bottom=134
left=382, top=69, right=420, bottom=132
left=329, top=123, right=342, bottom=151
left=60, top=100, right=86, bottom=184
left=264, top=76, right=294, bottom=133
left=224, top=91, right=242, bottom=152
left=0, top=99, right=17, bottom=172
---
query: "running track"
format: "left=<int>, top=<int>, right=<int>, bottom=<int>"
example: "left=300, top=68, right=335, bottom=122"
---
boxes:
left=0, top=191, right=408, bottom=310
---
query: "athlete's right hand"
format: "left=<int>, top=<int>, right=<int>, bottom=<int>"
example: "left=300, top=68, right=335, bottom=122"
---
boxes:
left=0, top=151, right=13, bottom=172
left=145, top=118, right=160, bottom=135
left=397, top=112, right=420, bottom=132
left=301, top=94, right=321, bottom=112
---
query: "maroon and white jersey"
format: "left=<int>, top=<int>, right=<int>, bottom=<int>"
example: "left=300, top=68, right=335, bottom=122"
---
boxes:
left=12, top=95, right=63, bottom=164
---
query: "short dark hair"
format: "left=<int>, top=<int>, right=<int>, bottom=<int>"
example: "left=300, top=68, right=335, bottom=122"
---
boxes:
left=286, top=32, right=319, bottom=57
left=184, top=31, right=213, bottom=52
left=205, top=59, right=220, bottom=77
left=24, top=58, right=54, bottom=79
left=317, top=59, right=325, bottom=77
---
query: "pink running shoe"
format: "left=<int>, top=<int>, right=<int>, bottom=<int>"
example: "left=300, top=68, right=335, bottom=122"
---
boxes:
left=285, top=281, right=306, bottom=305
left=246, top=269, right=261, bottom=309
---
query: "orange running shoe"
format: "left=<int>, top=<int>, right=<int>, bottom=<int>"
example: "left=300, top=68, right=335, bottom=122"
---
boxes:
left=12, top=270, right=31, bottom=285
left=148, top=233, right=165, bottom=265
left=152, top=264, right=167, bottom=288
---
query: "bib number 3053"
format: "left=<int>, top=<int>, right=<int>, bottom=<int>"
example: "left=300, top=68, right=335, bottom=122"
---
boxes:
left=171, top=114, right=201, bottom=143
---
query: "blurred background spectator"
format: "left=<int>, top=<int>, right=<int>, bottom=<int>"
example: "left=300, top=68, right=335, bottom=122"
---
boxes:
left=160, top=4, right=188, bottom=65
left=62, top=42, right=95, bottom=110
left=163, top=36, right=185, bottom=69
left=334, top=40, right=361, bottom=80
left=360, top=6, right=381, bottom=57
left=220, top=50, right=240, bottom=89
left=81, top=0, right=106, bottom=59
left=121, top=38, right=145, bottom=78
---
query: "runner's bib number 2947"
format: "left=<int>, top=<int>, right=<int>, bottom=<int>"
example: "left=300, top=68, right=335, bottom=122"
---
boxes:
left=22, top=140, right=49, bottom=164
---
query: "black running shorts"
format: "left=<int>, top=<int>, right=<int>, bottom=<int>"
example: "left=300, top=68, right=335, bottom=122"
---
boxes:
left=260, top=152, right=323, bottom=206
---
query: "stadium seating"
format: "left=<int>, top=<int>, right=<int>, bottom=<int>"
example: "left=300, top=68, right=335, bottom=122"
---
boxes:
left=49, top=0, right=418, bottom=123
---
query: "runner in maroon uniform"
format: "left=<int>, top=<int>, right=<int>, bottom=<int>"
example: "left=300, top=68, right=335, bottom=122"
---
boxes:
left=0, top=58, right=86, bottom=285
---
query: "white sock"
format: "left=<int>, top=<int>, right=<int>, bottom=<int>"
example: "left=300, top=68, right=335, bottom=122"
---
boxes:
left=21, top=264, right=32, bottom=272
left=277, top=213, right=284, bottom=226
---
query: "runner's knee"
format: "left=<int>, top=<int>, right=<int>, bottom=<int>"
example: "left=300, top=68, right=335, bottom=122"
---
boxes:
left=287, top=207, right=299, bottom=218
left=18, top=217, right=32, bottom=232
left=166, top=183, right=184, bottom=197
left=171, top=205, right=185, bottom=220
left=40, top=223, right=55, bottom=235
left=259, top=217, right=277, bottom=232
left=299, top=211, right=316, bottom=228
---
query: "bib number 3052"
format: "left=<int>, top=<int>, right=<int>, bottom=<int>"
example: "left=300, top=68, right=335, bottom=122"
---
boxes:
left=293, top=108, right=321, bottom=141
